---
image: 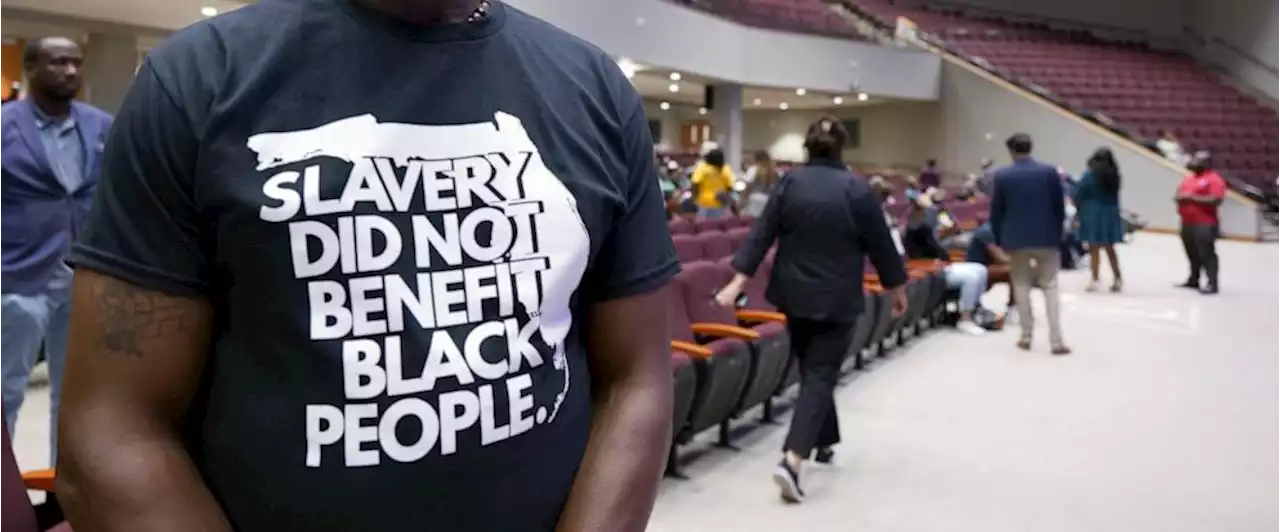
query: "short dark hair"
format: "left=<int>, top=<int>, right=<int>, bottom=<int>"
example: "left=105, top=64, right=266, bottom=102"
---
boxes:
left=703, top=148, right=725, bottom=168
left=22, top=38, right=46, bottom=69
left=22, top=36, right=75, bottom=69
left=804, top=115, right=848, bottom=159
left=1005, top=133, right=1033, bottom=155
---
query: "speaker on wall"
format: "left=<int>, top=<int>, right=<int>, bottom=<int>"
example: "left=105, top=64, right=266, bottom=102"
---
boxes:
left=703, top=86, right=716, bottom=111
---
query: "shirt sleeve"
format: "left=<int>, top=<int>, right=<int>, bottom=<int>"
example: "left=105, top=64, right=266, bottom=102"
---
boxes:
left=853, top=189, right=908, bottom=289
left=731, top=177, right=786, bottom=277
left=67, top=61, right=211, bottom=297
left=580, top=99, right=680, bottom=302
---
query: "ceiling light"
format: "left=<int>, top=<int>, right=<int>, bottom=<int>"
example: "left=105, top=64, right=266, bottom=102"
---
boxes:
left=669, top=72, right=682, bottom=81
left=796, top=88, right=807, bottom=96
left=616, top=58, right=639, bottom=79
left=698, top=107, right=707, bottom=115
left=668, top=83, right=680, bottom=93
left=779, top=102, right=789, bottom=110
left=833, top=96, right=845, bottom=105
left=659, top=101, right=671, bottom=111
left=857, top=92, right=869, bottom=102
left=201, top=6, right=218, bottom=16
left=752, top=98, right=762, bottom=105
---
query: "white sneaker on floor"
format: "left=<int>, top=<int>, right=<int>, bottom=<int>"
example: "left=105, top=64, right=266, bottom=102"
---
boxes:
left=1085, top=281, right=1100, bottom=292
left=957, top=321, right=986, bottom=336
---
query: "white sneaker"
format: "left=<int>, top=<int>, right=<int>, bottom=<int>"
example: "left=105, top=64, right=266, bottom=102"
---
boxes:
left=957, top=321, right=986, bottom=336
left=1085, top=281, right=1100, bottom=292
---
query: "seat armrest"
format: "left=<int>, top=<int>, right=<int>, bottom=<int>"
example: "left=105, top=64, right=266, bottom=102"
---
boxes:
left=864, top=282, right=884, bottom=293
left=690, top=323, right=762, bottom=340
left=736, top=309, right=787, bottom=323
left=907, top=258, right=943, bottom=272
left=671, top=340, right=713, bottom=359
left=23, top=468, right=55, bottom=492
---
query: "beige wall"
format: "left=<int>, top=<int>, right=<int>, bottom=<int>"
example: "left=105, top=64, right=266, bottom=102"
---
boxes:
left=644, top=100, right=941, bottom=168
left=1182, top=0, right=1278, bottom=101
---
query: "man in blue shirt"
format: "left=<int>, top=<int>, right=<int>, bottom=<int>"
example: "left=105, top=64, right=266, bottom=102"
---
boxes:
left=0, top=36, right=112, bottom=454
left=990, top=133, right=1071, bottom=355
left=56, top=2, right=679, bottom=531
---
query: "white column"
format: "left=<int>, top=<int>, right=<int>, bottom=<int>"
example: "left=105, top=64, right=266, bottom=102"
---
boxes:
left=709, top=83, right=745, bottom=173
left=84, top=32, right=138, bottom=114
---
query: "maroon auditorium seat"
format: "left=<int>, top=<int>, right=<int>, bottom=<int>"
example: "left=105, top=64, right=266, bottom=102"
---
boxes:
left=671, top=234, right=704, bottom=263
left=675, top=262, right=790, bottom=435
left=3, top=415, right=67, bottom=532
left=695, top=231, right=735, bottom=261
left=842, top=0, right=1278, bottom=190
left=664, top=277, right=753, bottom=451
left=726, top=227, right=752, bottom=251
left=668, top=217, right=695, bottom=236
left=694, top=217, right=727, bottom=234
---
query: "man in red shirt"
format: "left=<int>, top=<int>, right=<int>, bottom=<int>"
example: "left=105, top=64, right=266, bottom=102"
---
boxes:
left=1175, top=152, right=1225, bottom=294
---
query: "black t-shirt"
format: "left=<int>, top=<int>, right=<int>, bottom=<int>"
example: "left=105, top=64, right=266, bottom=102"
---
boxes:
left=69, top=1, right=678, bottom=530
left=965, top=223, right=996, bottom=265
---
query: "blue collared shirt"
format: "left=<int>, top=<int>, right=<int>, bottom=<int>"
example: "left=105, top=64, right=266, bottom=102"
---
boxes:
left=32, top=105, right=85, bottom=193
left=30, top=105, right=85, bottom=295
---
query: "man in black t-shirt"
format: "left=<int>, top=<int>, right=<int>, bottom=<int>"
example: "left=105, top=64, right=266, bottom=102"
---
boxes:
left=55, top=2, right=679, bottom=531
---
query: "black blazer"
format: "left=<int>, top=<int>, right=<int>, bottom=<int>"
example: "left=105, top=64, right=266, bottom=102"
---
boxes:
left=732, top=158, right=908, bottom=322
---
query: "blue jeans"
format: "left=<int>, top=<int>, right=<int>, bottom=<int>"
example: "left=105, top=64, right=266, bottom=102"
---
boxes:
left=944, top=262, right=989, bottom=313
left=2, top=292, right=71, bottom=459
left=698, top=207, right=729, bottom=219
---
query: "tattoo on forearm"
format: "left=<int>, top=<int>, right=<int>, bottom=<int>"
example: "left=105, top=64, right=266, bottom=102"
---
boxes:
left=91, top=280, right=193, bottom=358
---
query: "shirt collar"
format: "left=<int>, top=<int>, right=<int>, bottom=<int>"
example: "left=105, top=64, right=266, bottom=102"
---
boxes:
left=806, top=156, right=845, bottom=170
left=31, top=102, right=76, bottom=132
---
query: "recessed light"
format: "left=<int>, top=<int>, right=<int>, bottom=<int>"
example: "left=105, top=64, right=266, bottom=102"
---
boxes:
left=659, top=101, right=671, bottom=111
left=779, top=102, right=789, bottom=110
left=698, top=107, right=707, bottom=115
left=752, top=98, right=762, bottom=105
left=669, top=72, right=682, bottom=81
left=796, top=88, right=807, bottom=96
left=857, top=92, right=869, bottom=102
left=668, top=83, right=680, bottom=93
left=833, top=96, right=845, bottom=105
left=201, top=6, right=218, bottom=16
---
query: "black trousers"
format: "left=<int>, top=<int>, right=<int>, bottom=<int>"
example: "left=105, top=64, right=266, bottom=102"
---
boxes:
left=1180, top=223, right=1218, bottom=286
left=782, top=316, right=855, bottom=457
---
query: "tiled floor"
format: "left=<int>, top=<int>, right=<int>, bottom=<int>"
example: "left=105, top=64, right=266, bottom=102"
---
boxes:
left=12, top=234, right=1279, bottom=531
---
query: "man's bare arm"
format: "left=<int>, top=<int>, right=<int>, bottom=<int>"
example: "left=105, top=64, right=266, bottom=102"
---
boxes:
left=556, top=288, right=673, bottom=532
left=57, top=269, right=233, bottom=532
left=986, top=243, right=1012, bottom=264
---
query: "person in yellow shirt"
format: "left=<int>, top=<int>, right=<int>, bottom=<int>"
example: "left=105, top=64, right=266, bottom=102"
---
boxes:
left=691, top=148, right=735, bottom=219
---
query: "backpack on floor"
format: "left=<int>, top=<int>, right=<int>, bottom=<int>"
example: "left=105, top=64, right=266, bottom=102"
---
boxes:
left=973, top=307, right=1003, bottom=331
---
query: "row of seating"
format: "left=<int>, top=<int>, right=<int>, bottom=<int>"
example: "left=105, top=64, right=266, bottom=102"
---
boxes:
left=839, top=0, right=1280, bottom=191
left=662, top=227, right=954, bottom=477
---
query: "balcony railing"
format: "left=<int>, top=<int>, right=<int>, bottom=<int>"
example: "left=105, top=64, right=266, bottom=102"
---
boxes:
left=665, top=0, right=866, bottom=41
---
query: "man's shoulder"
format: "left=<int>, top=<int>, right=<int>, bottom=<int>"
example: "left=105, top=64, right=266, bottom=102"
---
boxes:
left=507, top=6, right=610, bottom=59
left=0, top=99, right=26, bottom=127
left=505, top=6, right=638, bottom=108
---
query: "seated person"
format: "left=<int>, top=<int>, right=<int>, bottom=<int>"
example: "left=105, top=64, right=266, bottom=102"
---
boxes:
left=966, top=217, right=1016, bottom=322
left=921, top=189, right=971, bottom=249
left=901, top=198, right=988, bottom=336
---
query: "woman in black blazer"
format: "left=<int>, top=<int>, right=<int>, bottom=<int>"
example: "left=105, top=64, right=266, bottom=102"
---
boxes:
left=714, top=116, right=908, bottom=503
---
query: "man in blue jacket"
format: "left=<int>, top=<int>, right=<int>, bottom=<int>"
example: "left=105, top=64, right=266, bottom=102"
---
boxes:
left=1, top=36, right=112, bottom=453
left=990, top=133, right=1071, bottom=355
